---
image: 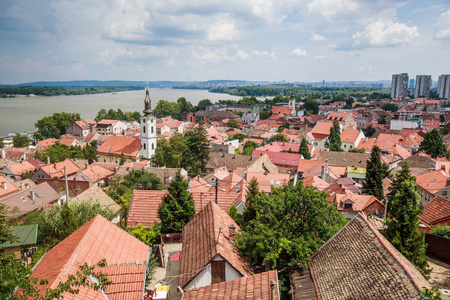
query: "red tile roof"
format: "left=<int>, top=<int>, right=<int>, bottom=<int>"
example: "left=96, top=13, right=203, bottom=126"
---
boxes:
left=340, top=129, right=360, bottom=144
left=183, top=270, right=279, bottom=300
left=326, top=112, right=349, bottom=121
left=419, top=195, right=450, bottom=225
left=311, top=121, right=333, bottom=141
left=97, top=136, right=142, bottom=157
left=178, top=201, right=253, bottom=288
left=252, top=151, right=301, bottom=168
left=127, top=190, right=243, bottom=227
left=30, top=215, right=149, bottom=299
left=301, top=175, right=328, bottom=191
left=0, top=175, right=18, bottom=197
left=39, top=160, right=80, bottom=179
left=271, top=106, right=293, bottom=115
left=415, top=169, right=449, bottom=194
left=246, top=172, right=290, bottom=193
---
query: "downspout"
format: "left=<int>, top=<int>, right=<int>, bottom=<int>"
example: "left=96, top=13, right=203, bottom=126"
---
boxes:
left=142, top=247, right=152, bottom=300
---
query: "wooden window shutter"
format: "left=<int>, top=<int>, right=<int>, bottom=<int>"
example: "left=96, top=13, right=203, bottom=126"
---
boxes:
left=211, top=260, right=226, bottom=284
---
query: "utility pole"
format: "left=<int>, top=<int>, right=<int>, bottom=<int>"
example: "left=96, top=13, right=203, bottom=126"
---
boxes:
left=64, top=166, right=69, bottom=205
left=215, top=179, right=218, bottom=204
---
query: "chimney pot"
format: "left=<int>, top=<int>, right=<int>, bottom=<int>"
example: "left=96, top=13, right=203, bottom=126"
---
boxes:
left=228, top=224, right=236, bottom=238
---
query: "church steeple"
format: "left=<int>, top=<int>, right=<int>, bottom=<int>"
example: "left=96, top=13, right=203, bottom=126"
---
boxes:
left=289, top=91, right=296, bottom=116
left=143, top=81, right=153, bottom=115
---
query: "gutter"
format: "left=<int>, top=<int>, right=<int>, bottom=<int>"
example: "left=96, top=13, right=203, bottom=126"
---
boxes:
left=142, top=246, right=152, bottom=300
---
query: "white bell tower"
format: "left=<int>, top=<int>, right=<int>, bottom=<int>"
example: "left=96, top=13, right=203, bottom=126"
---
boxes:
left=288, top=91, right=296, bottom=116
left=141, top=82, right=157, bottom=159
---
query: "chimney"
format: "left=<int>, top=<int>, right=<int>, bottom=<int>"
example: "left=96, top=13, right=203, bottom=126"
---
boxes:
left=322, top=159, right=328, bottom=182
left=228, top=224, right=236, bottom=242
left=30, top=190, right=35, bottom=202
left=47, top=156, right=50, bottom=164
left=1, top=182, right=6, bottom=191
left=270, top=280, right=276, bottom=300
left=1, top=149, right=5, bottom=159
left=447, top=177, right=450, bottom=187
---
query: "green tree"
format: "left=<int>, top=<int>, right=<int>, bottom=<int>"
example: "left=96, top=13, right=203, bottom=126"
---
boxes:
left=119, top=152, right=126, bottom=165
left=12, top=133, right=30, bottom=147
left=157, top=173, right=196, bottom=233
left=0, top=138, right=4, bottom=148
left=362, top=125, right=376, bottom=137
left=362, top=145, right=388, bottom=200
left=326, top=120, right=342, bottom=151
left=152, top=135, right=188, bottom=168
left=267, top=133, right=288, bottom=143
left=183, top=124, right=211, bottom=175
left=303, top=99, right=320, bottom=114
left=349, top=147, right=366, bottom=153
left=419, top=128, right=446, bottom=158
left=242, top=140, right=259, bottom=156
left=127, top=223, right=162, bottom=246
left=384, top=162, right=431, bottom=278
left=226, top=119, right=240, bottom=129
left=195, top=99, right=213, bottom=111
left=60, top=203, right=78, bottom=238
left=382, top=103, right=398, bottom=112
left=177, top=97, right=193, bottom=114
left=123, top=169, right=162, bottom=190
left=236, top=183, right=346, bottom=269
left=154, top=100, right=180, bottom=118
left=34, top=112, right=81, bottom=139
left=229, top=133, right=247, bottom=142
left=298, top=138, right=311, bottom=159
left=277, top=123, right=290, bottom=133
left=442, top=122, right=450, bottom=135
left=259, top=110, right=270, bottom=120
left=241, top=178, right=260, bottom=228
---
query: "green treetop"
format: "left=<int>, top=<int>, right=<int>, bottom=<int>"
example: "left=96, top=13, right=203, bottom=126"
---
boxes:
left=384, top=162, right=431, bottom=278
left=326, top=120, right=342, bottom=152
left=362, top=145, right=389, bottom=200
left=12, top=133, right=30, bottom=147
left=419, top=128, right=446, bottom=158
left=267, top=133, right=288, bottom=143
left=299, top=138, right=311, bottom=159
left=157, top=173, right=196, bottom=234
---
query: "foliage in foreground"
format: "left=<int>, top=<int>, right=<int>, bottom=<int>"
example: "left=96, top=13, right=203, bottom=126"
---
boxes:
left=236, top=183, right=347, bottom=269
left=431, top=225, right=450, bottom=240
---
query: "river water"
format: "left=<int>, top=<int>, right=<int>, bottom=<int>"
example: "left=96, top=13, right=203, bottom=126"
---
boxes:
left=0, top=88, right=243, bottom=137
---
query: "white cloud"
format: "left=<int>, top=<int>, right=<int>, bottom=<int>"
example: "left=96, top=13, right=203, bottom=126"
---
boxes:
left=252, top=50, right=277, bottom=59
left=352, top=19, right=419, bottom=47
left=311, top=33, right=326, bottom=41
left=359, top=64, right=372, bottom=72
left=434, top=10, right=450, bottom=40
left=307, top=0, right=359, bottom=19
left=290, top=48, right=307, bottom=57
left=236, top=50, right=250, bottom=60
left=207, top=15, right=239, bottom=41
left=314, top=55, right=327, bottom=59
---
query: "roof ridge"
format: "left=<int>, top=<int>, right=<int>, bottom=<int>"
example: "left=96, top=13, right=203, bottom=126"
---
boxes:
left=53, top=215, right=102, bottom=287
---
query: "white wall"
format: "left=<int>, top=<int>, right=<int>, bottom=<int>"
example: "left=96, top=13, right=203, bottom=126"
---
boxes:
left=390, top=120, right=418, bottom=131
left=225, top=261, right=242, bottom=281
left=185, top=264, right=212, bottom=291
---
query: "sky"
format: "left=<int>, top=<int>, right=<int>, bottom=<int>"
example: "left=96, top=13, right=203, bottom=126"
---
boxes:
left=0, top=0, right=449, bottom=84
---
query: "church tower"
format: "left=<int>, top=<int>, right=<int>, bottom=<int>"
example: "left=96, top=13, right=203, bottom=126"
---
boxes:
left=141, top=82, right=157, bottom=160
left=288, top=91, right=296, bottom=116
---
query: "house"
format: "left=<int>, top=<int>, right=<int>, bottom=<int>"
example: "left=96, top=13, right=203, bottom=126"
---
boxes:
left=252, top=151, right=301, bottom=169
left=300, top=175, right=329, bottom=191
left=29, top=215, right=150, bottom=299
left=94, top=119, right=127, bottom=135
left=178, top=202, right=253, bottom=290
left=340, top=129, right=364, bottom=151
left=307, top=121, right=336, bottom=148
left=271, top=105, right=294, bottom=116
left=415, top=169, right=450, bottom=205
left=0, top=224, right=38, bottom=267
left=0, top=182, right=61, bottom=219
left=127, top=190, right=244, bottom=227
left=182, top=270, right=280, bottom=299
left=204, top=166, right=231, bottom=185
left=65, top=120, right=92, bottom=137
left=72, top=185, right=121, bottom=223
left=326, top=111, right=357, bottom=130
left=35, top=138, right=57, bottom=148
left=327, top=190, right=385, bottom=219
left=74, top=164, right=114, bottom=186
left=96, top=136, right=143, bottom=163
left=0, top=161, right=38, bottom=182
left=240, top=112, right=260, bottom=125
left=290, top=213, right=430, bottom=300
left=157, top=117, right=184, bottom=133
left=206, top=153, right=259, bottom=173
left=187, top=110, right=239, bottom=124
left=0, top=175, right=19, bottom=197
left=419, top=195, right=450, bottom=232
left=318, top=151, right=370, bottom=168
left=246, top=172, right=290, bottom=193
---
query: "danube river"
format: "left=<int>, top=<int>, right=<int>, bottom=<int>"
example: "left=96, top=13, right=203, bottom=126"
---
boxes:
left=0, top=88, right=243, bottom=137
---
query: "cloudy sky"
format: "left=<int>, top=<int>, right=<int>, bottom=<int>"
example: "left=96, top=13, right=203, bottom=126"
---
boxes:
left=0, top=0, right=449, bottom=84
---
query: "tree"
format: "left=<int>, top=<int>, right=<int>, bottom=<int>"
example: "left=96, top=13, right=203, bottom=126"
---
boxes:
left=34, top=112, right=81, bottom=140
left=419, top=128, right=446, bottom=158
left=303, top=99, right=319, bottom=114
left=441, top=122, right=450, bottom=135
left=228, top=133, right=247, bottom=142
left=226, top=119, right=239, bottom=129
left=259, top=110, right=270, bottom=120
left=154, top=100, right=179, bottom=118
left=431, top=225, right=450, bottom=239
left=152, top=135, right=188, bottom=168
left=157, top=173, right=196, bottom=234
left=362, top=125, right=376, bottom=137
left=123, top=169, right=162, bottom=190
left=0, top=138, right=4, bottom=148
left=326, top=120, right=342, bottom=151
left=382, top=103, right=398, bottom=112
left=12, top=133, right=30, bottom=147
left=242, top=140, right=259, bottom=156
left=384, top=162, right=431, bottom=278
left=349, top=147, right=366, bottom=153
left=177, top=97, right=193, bottom=114
left=127, top=223, right=162, bottom=246
left=236, top=183, right=346, bottom=269
left=298, top=138, right=311, bottom=159
left=194, top=99, right=212, bottom=112
left=362, top=145, right=388, bottom=200
left=183, top=124, right=211, bottom=175
left=241, top=178, right=260, bottom=228
left=119, top=152, right=126, bottom=165
left=267, top=133, right=288, bottom=143
left=0, top=204, right=111, bottom=300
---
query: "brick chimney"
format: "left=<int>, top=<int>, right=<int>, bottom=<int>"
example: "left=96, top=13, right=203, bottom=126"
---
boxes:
left=30, top=190, right=35, bottom=202
left=1, top=182, right=7, bottom=191
left=1, top=149, right=5, bottom=159
left=446, top=177, right=450, bottom=187
left=228, top=224, right=236, bottom=243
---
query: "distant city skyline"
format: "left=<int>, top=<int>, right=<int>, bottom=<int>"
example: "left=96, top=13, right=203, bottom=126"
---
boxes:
left=0, top=0, right=449, bottom=84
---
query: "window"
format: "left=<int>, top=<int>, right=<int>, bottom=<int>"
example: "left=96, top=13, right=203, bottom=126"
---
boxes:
left=350, top=145, right=353, bottom=149
left=276, top=180, right=280, bottom=186
left=152, top=143, right=154, bottom=150
left=343, top=202, right=353, bottom=210
left=443, top=191, right=447, bottom=195
left=143, top=126, right=146, bottom=134
left=369, top=205, right=374, bottom=211
left=282, top=159, right=285, bottom=163
left=143, top=143, right=146, bottom=150
left=151, top=126, right=154, bottom=133
left=270, top=180, right=274, bottom=186
left=36, top=192, right=42, bottom=198
left=21, top=197, right=26, bottom=202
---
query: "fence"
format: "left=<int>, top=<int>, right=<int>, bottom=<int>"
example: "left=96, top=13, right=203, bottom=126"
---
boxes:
left=425, top=233, right=450, bottom=264
left=160, top=233, right=183, bottom=245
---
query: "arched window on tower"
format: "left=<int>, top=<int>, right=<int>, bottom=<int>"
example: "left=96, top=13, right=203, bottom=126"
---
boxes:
left=152, top=143, right=154, bottom=150
left=144, top=143, right=147, bottom=150
left=143, top=126, right=146, bottom=134
left=151, top=126, right=154, bottom=134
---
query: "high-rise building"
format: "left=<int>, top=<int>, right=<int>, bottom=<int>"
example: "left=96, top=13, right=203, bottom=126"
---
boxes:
left=409, top=79, right=415, bottom=89
left=438, top=74, right=450, bottom=99
left=140, top=82, right=157, bottom=159
left=414, top=75, right=432, bottom=98
left=391, top=73, right=409, bottom=99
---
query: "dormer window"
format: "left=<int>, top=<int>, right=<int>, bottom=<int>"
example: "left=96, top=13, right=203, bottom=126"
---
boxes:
left=343, top=201, right=353, bottom=210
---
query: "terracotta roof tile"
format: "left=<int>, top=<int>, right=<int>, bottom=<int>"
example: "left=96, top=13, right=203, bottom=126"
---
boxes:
left=183, top=270, right=279, bottom=300
left=97, top=136, right=142, bottom=157
left=419, top=195, right=450, bottom=225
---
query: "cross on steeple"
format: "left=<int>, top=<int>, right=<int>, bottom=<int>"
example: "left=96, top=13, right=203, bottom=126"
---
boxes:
left=143, top=81, right=153, bottom=115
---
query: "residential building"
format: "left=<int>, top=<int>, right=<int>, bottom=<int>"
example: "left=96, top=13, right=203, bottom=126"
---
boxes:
left=30, top=215, right=150, bottom=299
left=141, top=84, right=157, bottom=160
left=327, top=191, right=384, bottom=220
left=178, top=202, right=253, bottom=290
left=391, top=73, right=409, bottom=99
left=246, top=172, right=290, bottom=193
left=415, top=169, right=450, bottom=205
left=240, top=112, right=260, bottom=125
left=340, top=129, right=364, bottom=151
left=326, top=112, right=356, bottom=130
left=0, top=175, right=18, bottom=197
left=94, top=119, right=127, bottom=135
left=72, top=185, right=121, bottom=223
left=65, top=120, right=92, bottom=137
left=438, top=74, right=450, bottom=99
left=419, top=195, right=450, bottom=232
left=414, top=75, right=432, bottom=98
left=290, top=213, right=431, bottom=299
left=306, top=121, right=335, bottom=148
left=97, top=136, right=143, bottom=163
left=1, top=161, right=39, bottom=182
left=0, top=224, right=38, bottom=267
left=206, top=153, right=259, bottom=173
left=183, top=270, right=280, bottom=300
